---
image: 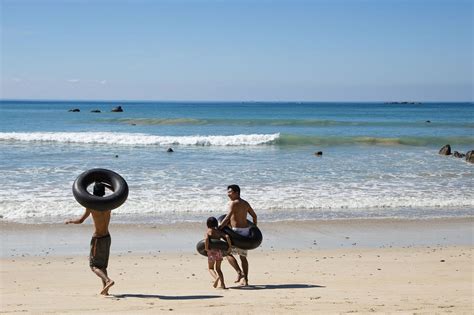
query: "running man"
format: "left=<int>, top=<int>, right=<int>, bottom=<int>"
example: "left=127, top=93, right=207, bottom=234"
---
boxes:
left=65, top=182, right=115, bottom=295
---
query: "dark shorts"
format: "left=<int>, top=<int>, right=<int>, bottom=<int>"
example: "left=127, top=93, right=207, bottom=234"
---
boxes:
left=89, top=234, right=111, bottom=269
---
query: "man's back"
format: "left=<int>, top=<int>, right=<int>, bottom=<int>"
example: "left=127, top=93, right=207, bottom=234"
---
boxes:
left=90, top=209, right=111, bottom=237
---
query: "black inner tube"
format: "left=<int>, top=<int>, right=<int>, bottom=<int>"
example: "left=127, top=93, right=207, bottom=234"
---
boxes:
left=196, top=239, right=230, bottom=257
left=72, top=168, right=128, bottom=211
left=217, top=215, right=263, bottom=250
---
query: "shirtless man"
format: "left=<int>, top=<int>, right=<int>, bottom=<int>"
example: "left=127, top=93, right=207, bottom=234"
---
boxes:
left=218, top=185, right=257, bottom=286
left=65, top=182, right=115, bottom=295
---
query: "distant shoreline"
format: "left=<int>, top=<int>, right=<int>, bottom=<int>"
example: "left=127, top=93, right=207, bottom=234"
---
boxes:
left=1, top=99, right=473, bottom=104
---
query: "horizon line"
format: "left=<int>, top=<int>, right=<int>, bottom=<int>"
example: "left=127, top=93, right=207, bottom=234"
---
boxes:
left=1, top=98, right=472, bottom=104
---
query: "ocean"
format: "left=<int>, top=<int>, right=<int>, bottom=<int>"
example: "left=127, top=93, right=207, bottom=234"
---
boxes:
left=0, top=100, right=472, bottom=224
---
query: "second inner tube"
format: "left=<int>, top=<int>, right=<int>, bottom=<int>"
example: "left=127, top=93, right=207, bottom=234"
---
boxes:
left=218, top=215, right=263, bottom=250
left=72, top=168, right=129, bottom=211
left=196, top=239, right=230, bottom=257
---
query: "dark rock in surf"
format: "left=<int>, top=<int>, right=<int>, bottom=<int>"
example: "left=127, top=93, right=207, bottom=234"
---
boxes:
left=68, top=108, right=80, bottom=112
left=466, top=151, right=474, bottom=163
left=91, top=109, right=101, bottom=113
left=438, top=144, right=451, bottom=156
left=314, top=151, right=323, bottom=157
left=167, top=148, right=174, bottom=153
left=453, top=151, right=465, bottom=158
left=111, top=106, right=123, bottom=112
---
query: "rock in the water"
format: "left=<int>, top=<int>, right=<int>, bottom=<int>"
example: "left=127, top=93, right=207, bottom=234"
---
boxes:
left=68, top=108, right=80, bottom=112
left=466, top=150, right=474, bottom=163
left=438, top=144, right=451, bottom=155
left=91, top=109, right=101, bottom=113
left=314, top=151, right=323, bottom=157
left=111, top=106, right=123, bottom=112
left=453, top=151, right=465, bottom=158
left=167, top=148, right=174, bottom=153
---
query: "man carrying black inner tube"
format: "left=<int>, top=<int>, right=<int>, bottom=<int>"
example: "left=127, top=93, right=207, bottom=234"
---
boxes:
left=218, top=185, right=257, bottom=286
left=65, top=182, right=115, bottom=295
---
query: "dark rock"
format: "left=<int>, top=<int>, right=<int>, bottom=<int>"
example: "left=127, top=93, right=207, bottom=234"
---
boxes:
left=167, top=148, right=174, bottom=153
left=453, top=151, right=465, bottom=158
left=466, top=151, right=474, bottom=163
left=438, top=144, right=451, bottom=155
left=68, top=108, right=80, bottom=112
left=91, top=109, right=101, bottom=113
left=426, top=120, right=431, bottom=123
left=314, top=151, right=323, bottom=157
left=111, top=106, right=123, bottom=112
left=384, top=101, right=422, bottom=105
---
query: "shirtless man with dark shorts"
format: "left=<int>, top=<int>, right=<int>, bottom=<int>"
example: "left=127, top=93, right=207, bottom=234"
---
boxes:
left=65, top=182, right=115, bottom=295
left=219, top=185, right=257, bottom=286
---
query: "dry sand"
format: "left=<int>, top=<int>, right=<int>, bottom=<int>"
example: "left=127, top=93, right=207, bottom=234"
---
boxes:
left=1, top=218, right=473, bottom=314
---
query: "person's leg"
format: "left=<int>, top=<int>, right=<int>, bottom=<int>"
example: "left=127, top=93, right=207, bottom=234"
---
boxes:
left=215, top=260, right=226, bottom=289
left=90, top=266, right=114, bottom=295
left=240, top=256, right=249, bottom=286
left=226, top=254, right=244, bottom=283
left=208, top=260, right=219, bottom=287
left=100, top=268, right=109, bottom=287
left=91, top=266, right=109, bottom=283
left=90, top=236, right=114, bottom=295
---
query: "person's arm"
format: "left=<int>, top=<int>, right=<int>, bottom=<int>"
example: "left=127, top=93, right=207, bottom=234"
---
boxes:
left=65, top=208, right=91, bottom=224
left=204, top=234, right=210, bottom=252
left=248, top=205, right=257, bottom=226
left=218, top=202, right=235, bottom=229
left=102, top=183, right=113, bottom=191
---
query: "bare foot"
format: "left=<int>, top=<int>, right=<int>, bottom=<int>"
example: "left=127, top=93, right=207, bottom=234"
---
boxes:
left=217, top=285, right=227, bottom=290
left=240, top=278, right=248, bottom=286
left=100, top=280, right=115, bottom=295
left=213, top=278, right=219, bottom=288
left=234, top=272, right=244, bottom=283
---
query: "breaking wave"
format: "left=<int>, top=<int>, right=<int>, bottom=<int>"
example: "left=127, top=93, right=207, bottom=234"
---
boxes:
left=0, top=132, right=472, bottom=147
left=0, top=132, right=280, bottom=146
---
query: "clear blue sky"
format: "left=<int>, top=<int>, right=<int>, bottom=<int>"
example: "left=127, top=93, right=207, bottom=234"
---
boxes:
left=1, top=0, right=472, bottom=101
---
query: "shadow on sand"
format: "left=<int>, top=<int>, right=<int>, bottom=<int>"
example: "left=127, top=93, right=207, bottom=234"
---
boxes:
left=112, top=294, right=223, bottom=300
left=230, top=284, right=325, bottom=290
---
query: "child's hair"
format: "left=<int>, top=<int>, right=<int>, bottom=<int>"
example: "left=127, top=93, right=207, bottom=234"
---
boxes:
left=93, top=182, right=105, bottom=197
left=206, top=216, right=218, bottom=228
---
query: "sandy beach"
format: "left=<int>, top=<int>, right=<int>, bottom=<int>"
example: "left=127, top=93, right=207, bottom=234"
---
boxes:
left=1, top=218, right=473, bottom=314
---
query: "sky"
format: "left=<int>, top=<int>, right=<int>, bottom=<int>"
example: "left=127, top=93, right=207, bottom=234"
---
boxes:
left=0, top=0, right=472, bottom=101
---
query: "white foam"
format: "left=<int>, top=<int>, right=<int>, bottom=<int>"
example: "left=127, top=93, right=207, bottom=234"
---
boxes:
left=1, top=183, right=473, bottom=222
left=0, top=132, right=280, bottom=146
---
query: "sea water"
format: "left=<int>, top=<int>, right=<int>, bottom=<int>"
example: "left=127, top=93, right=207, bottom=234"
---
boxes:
left=0, top=101, right=472, bottom=223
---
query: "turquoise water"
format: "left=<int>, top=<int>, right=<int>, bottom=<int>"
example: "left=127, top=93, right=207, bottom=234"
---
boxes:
left=0, top=100, right=473, bottom=223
